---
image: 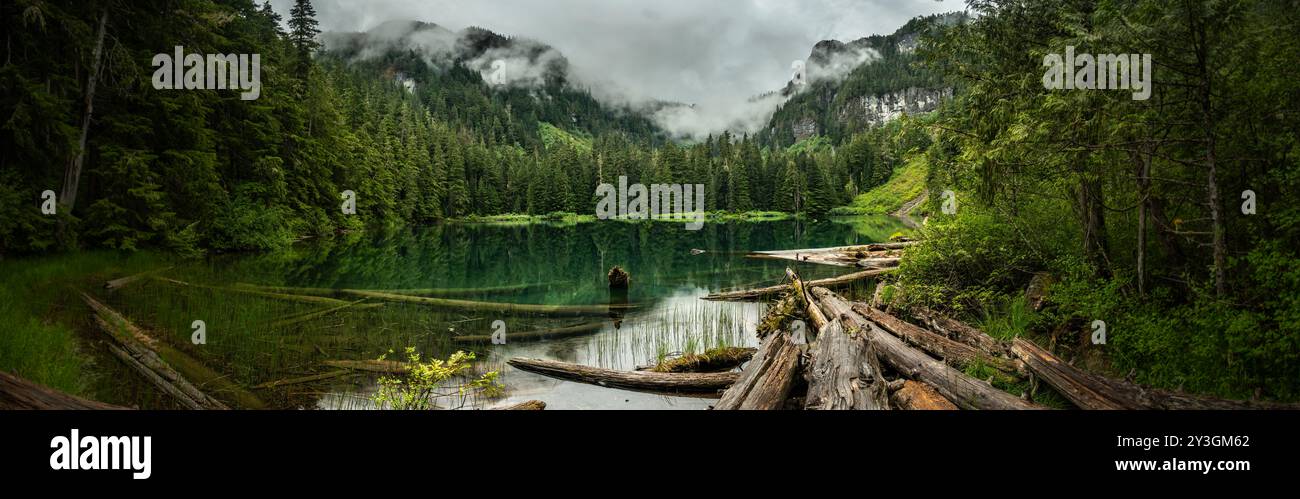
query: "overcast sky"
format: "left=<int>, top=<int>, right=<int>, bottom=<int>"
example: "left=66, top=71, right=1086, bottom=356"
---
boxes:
left=272, top=0, right=958, bottom=137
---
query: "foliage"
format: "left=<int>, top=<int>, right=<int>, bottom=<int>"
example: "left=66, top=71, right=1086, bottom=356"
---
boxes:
left=372, top=348, right=503, bottom=410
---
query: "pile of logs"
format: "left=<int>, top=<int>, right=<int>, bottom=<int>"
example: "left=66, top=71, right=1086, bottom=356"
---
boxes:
left=506, top=263, right=1290, bottom=410
left=745, top=242, right=912, bottom=269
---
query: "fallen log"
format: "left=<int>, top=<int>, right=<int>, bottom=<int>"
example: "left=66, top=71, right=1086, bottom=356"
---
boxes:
left=890, top=380, right=958, bottom=410
left=266, top=300, right=373, bottom=329
left=235, top=282, right=556, bottom=298
left=453, top=322, right=605, bottom=343
left=853, top=304, right=1023, bottom=379
left=702, top=268, right=892, bottom=302
left=645, top=347, right=756, bottom=373
left=809, top=287, right=1042, bottom=410
left=857, top=257, right=901, bottom=269
left=343, top=290, right=635, bottom=317
left=756, top=293, right=799, bottom=340
left=0, top=371, right=127, bottom=410
left=253, top=370, right=356, bottom=390
left=105, top=266, right=172, bottom=291
left=154, top=277, right=349, bottom=306
left=1010, top=338, right=1298, bottom=410
left=501, top=400, right=547, bottom=410
left=804, top=318, right=890, bottom=410
left=714, top=330, right=801, bottom=410
left=787, top=269, right=828, bottom=331
left=911, top=306, right=1012, bottom=358
left=507, top=358, right=737, bottom=395
left=323, top=359, right=412, bottom=374
left=748, top=246, right=904, bottom=268
left=83, top=294, right=246, bottom=410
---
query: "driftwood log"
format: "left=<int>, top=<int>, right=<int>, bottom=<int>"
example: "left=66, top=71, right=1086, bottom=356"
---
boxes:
left=809, top=287, right=1042, bottom=410
left=854, top=304, right=1023, bottom=379
left=0, top=371, right=127, bottom=410
left=1011, top=338, right=1297, bottom=410
left=715, top=325, right=802, bottom=410
left=889, top=380, right=958, bottom=410
left=645, top=347, right=756, bottom=373
left=911, top=306, right=1012, bottom=358
left=83, top=294, right=236, bottom=410
left=803, top=318, right=890, bottom=410
left=344, top=290, right=634, bottom=317
left=702, top=268, right=892, bottom=302
left=508, top=358, right=737, bottom=395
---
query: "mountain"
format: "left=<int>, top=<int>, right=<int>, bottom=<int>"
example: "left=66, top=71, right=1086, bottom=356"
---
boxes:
left=320, top=21, right=668, bottom=148
left=758, top=12, right=964, bottom=148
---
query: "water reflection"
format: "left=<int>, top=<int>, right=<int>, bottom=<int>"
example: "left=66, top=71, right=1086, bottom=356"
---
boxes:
left=100, top=217, right=911, bottom=410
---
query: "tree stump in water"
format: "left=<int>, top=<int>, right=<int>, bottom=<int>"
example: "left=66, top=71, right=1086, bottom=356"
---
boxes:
left=607, top=266, right=631, bottom=327
left=607, top=266, right=631, bottom=289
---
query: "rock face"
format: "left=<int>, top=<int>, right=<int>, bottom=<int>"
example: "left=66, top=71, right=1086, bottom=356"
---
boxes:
left=792, top=118, right=819, bottom=142
left=838, top=87, right=953, bottom=127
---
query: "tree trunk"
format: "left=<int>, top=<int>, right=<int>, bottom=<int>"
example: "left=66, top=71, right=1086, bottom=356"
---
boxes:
left=910, top=306, right=1013, bottom=358
left=889, top=380, right=958, bottom=410
left=0, top=371, right=127, bottom=410
left=703, top=268, right=891, bottom=302
left=854, top=304, right=1023, bottom=379
left=507, top=358, right=737, bottom=395
left=59, top=11, right=108, bottom=215
left=715, top=326, right=801, bottom=410
left=803, top=318, right=890, bottom=410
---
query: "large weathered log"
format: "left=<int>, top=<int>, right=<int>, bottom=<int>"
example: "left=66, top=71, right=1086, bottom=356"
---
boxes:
left=804, top=318, right=890, bottom=410
left=715, top=328, right=801, bottom=410
left=809, top=287, right=1042, bottom=410
left=344, top=290, right=635, bottom=317
left=853, top=304, right=1023, bottom=379
left=646, top=347, right=756, bottom=373
left=0, top=371, right=127, bottom=410
left=911, top=306, right=1012, bottom=358
left=104, top=343, right=211, bottom=410
left=748, top=245, right=905, bottom=268
left=857, top=258, right=901, bottom=269
left=83, top=294, right=234, bottom=410
left=1010, top=338, right=1298, bottom=410
left=890, top=380, right=958, bottom=410
left=507, top=358, right=737, bottom=395
left=702, top=268, right=892, bottom=302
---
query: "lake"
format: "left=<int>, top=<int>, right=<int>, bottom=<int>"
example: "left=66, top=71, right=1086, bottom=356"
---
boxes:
left=90, top=216, right=911, bottom=410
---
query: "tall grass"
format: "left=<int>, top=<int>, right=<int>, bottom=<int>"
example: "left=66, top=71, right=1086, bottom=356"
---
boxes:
left=0, top=251, right=165, bottom=395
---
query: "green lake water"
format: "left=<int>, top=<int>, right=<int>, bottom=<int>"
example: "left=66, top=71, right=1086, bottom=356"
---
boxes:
left=91, top=216, right=911, bottom=410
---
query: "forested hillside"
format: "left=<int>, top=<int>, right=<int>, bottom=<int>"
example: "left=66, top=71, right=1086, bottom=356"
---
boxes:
left=889, top=0, right=1300, bottom=400
left=1, top=1, right=953, bottom=257
left=758, top=13, right=958, bottom=148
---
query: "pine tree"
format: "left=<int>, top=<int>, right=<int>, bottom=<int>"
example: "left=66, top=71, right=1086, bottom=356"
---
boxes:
left=288, top=0, right=321, bottom=82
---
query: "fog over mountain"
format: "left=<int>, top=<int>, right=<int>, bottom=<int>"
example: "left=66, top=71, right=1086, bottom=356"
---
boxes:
left=273, top=0, right=955, bottom=138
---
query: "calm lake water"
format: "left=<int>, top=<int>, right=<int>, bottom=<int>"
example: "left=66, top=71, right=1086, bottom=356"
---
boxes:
left=92, top=216, right=911, bottom=410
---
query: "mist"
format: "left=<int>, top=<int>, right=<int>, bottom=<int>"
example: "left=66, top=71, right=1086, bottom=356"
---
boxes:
left=277, top=0, right=955, bottom=139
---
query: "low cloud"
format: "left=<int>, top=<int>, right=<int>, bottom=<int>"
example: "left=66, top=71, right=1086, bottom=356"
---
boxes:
left=282, top=0, right=953, bottom=138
